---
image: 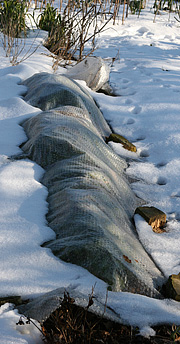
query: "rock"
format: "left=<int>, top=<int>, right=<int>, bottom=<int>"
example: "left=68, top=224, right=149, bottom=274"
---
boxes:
left=66, top=57, right=110, bottom=91
left=106, top=133, right=137, bottom=152
left=135, top=206, right=166, bottom=232
left=162, top=273, right=180, bottom=301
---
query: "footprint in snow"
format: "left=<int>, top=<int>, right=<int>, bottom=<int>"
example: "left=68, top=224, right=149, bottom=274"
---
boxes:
left=126, top=118, right=135, bottom=125
left=125, top=98, right=133, bottom=105
left=171, top=190, right=180, bottom=198
left=156, top=161, right=167, bottom=168
left=132, top=105, right=142, bottom=115
left=173, top=88, right=180, bottom=93
left=163, top=84, right=171, bottom=88
left=153, top=78, right=162, bottom=83
left=140, top=69, right=152, bottom=77
left=119, top=89, right=136, bottom=96
left=136, top=135, right=146, bottom=141
left=157, top=176, right=167, bottom=185
left=175, top=213, right=180, bottom=221
left=168, top=212, right=180, bottom=222
left=121, top=85, right=128, bottom=90
left=137, top=27, right=149, bottom=35
left=146, top=72, right=152, bottom=76
left=140, top=149, right=149, bottom=157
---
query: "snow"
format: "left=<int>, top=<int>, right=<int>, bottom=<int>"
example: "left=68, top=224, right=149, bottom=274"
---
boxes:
left=1, top=1, right=180, bottom=342
left=91, top=5, right=180, bottom=287
left=0, top=303, right=43, bottom=344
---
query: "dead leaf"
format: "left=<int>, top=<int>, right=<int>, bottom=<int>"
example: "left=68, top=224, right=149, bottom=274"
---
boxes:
left=123, top=255, right=131, bottom=264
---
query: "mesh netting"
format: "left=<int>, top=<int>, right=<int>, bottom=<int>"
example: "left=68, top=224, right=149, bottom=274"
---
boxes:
left=22, top=72, right=111, bottom=139
left=21, top=73, right=164, bottom=296
left=18, top=286, right=123, bottom=323
left=22, top=109, right=125, bottom=172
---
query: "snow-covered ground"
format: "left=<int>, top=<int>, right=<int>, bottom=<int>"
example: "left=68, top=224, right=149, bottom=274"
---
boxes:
left=1, top=1, right=180, bottom=342
left=93, top=5, right=180, bottom=279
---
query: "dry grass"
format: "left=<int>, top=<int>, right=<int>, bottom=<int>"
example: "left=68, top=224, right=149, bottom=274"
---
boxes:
left=41, top=291, right=175, bottom=344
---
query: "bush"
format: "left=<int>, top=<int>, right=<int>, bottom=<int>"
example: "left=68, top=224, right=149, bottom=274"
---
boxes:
left=0, top=0, right=27, bottom=38
left=0, top=0, right=28, bottom=61
left=37, top=0, right=115, bottom=66
left=38, top=3, right=61, bottom=33
left=38, top=3, right=65, bottom=54
left=129, top=0, right=143, bottom=14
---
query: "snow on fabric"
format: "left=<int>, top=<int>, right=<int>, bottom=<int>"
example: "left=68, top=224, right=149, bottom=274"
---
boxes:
left=65, top=56, right=110, bottom=91
left=20, top=73, right=164, bottom=295
left=22, top=72, right=111, bottom=138
left=0, top=0, right=180, bottom=342
left=0, top=158, right=103, bottom=296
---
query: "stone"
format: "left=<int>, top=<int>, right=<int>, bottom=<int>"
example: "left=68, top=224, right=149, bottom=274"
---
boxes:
left=162, top=273, right=180, bottom=301
left=65, top=57, right=110, bottom=91
left=106, top=133, right=137, bottom=152
left=135, top=206, right=166, bottom=232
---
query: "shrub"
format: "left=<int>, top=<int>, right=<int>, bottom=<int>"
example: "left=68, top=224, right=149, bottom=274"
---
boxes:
left=38, top=3, right=60, bottom=33
left=37, top=0, right=115, bottom=66
left=0, top=0, right=27, bottom=38
left=129, top=0, right=143, bottom=14
left=38, top=3, right=65, bottom=54
left=0, top=0, right=27, bottom=61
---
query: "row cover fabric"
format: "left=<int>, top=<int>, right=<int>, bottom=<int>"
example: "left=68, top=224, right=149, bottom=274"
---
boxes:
left=21, top=73, right=164, bottom=296
left=65, top=56, right=110, bottom=91
left=23, top=72, right=111, bottom=139
left=18, top=286, right=123, bottom=323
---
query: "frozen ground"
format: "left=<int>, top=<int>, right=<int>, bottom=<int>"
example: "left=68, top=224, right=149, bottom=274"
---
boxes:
left=1, top=1, right=180, bottom=342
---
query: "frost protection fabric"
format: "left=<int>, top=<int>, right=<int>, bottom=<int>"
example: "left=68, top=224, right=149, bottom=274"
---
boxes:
left=22, top=72, right=111, bottom=139
left=21, top=73, right=164, bottom=296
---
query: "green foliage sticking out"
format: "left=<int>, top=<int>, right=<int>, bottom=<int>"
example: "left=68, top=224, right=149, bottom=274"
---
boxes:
left=38, top=4, right=60, bottom=34
left=39, top=0, right=116, bottom=65
left=129, top=0, right=143, bottom=14
left=38, top=4, right=65, bottom=53
left=0, top=0, right=29, bottom=63
left=0, top=0, right=27, bottom=38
